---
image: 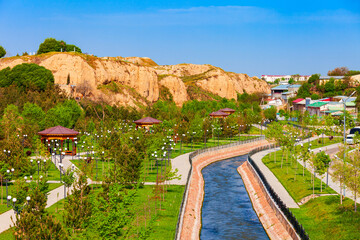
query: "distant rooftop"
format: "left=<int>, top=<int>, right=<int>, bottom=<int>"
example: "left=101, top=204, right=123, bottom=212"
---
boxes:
left=271, top=84, right=301, bottom=90
left=293, top=98, right=304, bottom=103
left=307, top=102, right=328, bottom=108
left=319, top=76, right=344, bottom=80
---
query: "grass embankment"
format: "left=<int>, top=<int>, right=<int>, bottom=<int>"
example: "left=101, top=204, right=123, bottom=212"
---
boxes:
left=263, top=137, right=360, bottom=239
left=0, top=185, right=184, bottom=240
left=291, top=196, right=360, bottom=240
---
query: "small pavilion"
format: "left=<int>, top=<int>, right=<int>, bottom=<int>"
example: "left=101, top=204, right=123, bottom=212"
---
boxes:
left=38, top=126, right=79, bottom=156
left=134, top=117, right=162, bottom=129
left=209, top=110, right=229, bottom=119
left=219, top=108, right=236, bottom=115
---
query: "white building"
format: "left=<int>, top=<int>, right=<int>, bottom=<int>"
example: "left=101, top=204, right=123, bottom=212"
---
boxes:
left=261, top=75, right=310, bottom=83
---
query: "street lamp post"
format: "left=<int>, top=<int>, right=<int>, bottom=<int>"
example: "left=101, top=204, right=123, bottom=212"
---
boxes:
left=59, top=163, right=63, bottom=181
left=37, top=160, right=40, bottom=177
left=5, top=168, right=14, bottom=207
left=8, top=196, right=30, bottom=214
left=204, top=129, right=208, bottom=147
left=180, top=134, right=185, bottom=154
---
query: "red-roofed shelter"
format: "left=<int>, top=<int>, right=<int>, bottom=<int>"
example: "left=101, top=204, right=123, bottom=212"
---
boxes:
left=134, top=117, right=162, bottom=129
left=209, top=110, right=229, bottom=119
left=38, top=126, right=79, bottom=155
left=219, top=108, right=236, bottom=115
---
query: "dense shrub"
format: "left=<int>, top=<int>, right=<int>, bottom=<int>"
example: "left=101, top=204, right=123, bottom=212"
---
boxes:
left=37, top=38, right=82, bottom=54
left=0, top=63, right=54, bottom=91
left=0, top=45, right=6, bottom=58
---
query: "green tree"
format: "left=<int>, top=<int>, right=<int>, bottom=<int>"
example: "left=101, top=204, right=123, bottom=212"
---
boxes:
left=0, top=45, right=6, bottom=58
left=44, top=100, right=82, bottom=128
left=91, top=184, right=136, bottom=239
left=0, top=63, right=54, bottom=91
left=308, top=74, right=320, bottom=84
left=313, top=151, right=331, bottom=192
left=263, top=106, right=277, bottom=121
left=311, top=94, right=320, bottom=100
left=37, top=38, right=66, bottom=54
left=345, top=150, right=360, bottom=211
left=65, top=44, right=82, bottom=53
left=13, top=186, right=67, bottom=239
left=37, top=38, right=82, bottom=54
left=297, top=82, right=311, bottom=98
left=64, top=172, right=91, bottom=231
left=1, top=104, right=23, bottom=141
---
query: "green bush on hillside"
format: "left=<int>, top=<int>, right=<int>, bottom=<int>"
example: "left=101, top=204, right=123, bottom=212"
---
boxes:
left=37, top=38, right=82, bottom=54
left=0, top=45, right=6, bottom=58
left=0, top=63, right=54, bottom=91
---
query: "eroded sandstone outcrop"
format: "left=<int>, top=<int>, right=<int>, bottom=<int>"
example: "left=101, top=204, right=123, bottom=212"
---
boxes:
left=0, top=53, right=270, bottom=107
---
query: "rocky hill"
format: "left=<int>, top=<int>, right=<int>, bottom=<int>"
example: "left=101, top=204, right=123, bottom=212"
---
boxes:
left=0, top=53, right=270, bottom=107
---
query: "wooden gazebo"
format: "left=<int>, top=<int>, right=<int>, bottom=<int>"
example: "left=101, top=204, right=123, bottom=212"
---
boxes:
left=219, top=108, right=236, bottom=115
left=209, top=110, right=229, bottom=119
left=38, top=126, right=79, bottom=155
left=134, top=117, right=162, bottom=129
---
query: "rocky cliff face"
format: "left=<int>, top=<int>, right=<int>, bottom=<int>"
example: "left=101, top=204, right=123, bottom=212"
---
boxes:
left=0, top=53, right=270, bottom=107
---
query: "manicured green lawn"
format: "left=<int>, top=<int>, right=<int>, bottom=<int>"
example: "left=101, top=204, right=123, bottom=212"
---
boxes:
left=291, top=196, right=360, bottom=240
left=263, top=137, right=360, bottom=239
left=0, top=185, right=184, bottom=239
left=263, top=138, right=340, bottom=202
left=301, top=136, right=342, bottom=150
left=263, top=150, right=336, bottom=202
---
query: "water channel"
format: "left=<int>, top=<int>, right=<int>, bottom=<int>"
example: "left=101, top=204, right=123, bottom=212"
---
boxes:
left=200, top=155, right=269, bottom=240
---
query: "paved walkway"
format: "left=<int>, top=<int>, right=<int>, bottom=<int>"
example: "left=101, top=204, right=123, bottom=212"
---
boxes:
left=251, top=147, right=300, bottom=208
left=169, top=153, right=191, bottom=185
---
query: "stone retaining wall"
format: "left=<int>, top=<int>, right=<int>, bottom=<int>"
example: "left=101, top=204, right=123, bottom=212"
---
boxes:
left=179, top=140, right=268, bottom=240
left=238, top=161, right=294, bottom=240
left=246, top=160, right=300, bottom=240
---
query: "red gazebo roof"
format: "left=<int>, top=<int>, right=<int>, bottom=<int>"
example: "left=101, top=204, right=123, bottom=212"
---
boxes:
left=219, top=108, right=235, bottom=113
left=38, top=126, right=79, bottom=135
left=134, top=117, right=162, bottom=125
left=209, top=110, right=229, bottom=117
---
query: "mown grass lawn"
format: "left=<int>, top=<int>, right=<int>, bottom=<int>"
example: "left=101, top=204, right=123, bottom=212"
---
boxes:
left=0, top=184, right=184, bottom=240
left=263, top=150, right=336, bottom=202
left=291, top=196, right=360, bottom=240
left=263, top=137, right=360, bottom=239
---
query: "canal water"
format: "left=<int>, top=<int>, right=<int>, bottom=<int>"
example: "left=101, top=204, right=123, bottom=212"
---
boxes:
left=200, top=155, right=269, bottom=240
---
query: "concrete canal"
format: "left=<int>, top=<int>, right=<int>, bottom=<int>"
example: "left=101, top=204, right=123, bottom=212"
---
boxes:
left=200, top=155, right=269, bottom=240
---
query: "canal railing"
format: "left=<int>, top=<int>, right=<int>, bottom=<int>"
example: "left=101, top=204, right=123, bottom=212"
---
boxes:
left=174, top=135, right=266, bottom=240
left=248, top=145, right=310, bottom=240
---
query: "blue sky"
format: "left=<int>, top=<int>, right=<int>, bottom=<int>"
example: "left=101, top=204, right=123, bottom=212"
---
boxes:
left=0, top=0, right=359, bottom=77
